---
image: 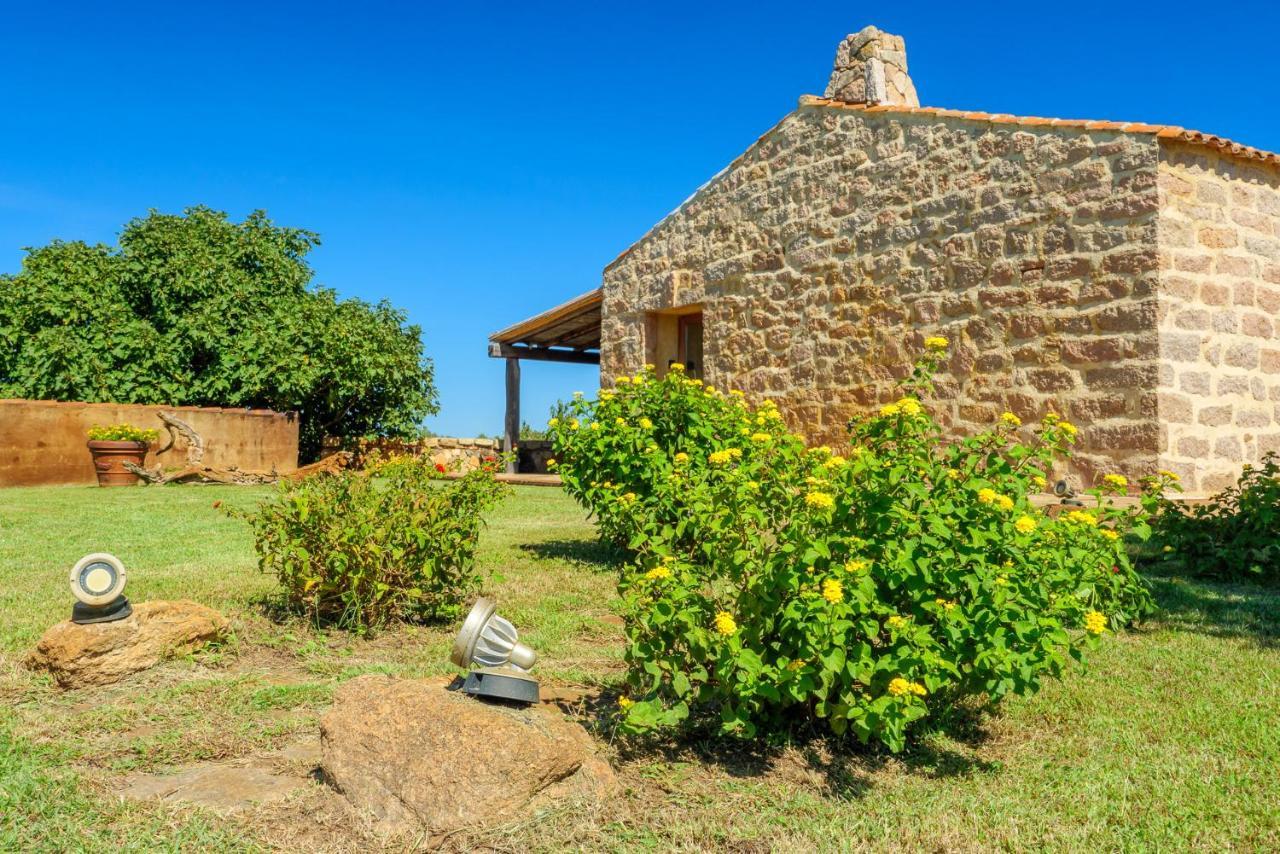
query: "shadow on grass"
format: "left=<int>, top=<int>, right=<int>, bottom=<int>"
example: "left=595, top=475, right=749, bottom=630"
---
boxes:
left=518, top=538, right=628, bottom=573
left=587, top=693, right=998, bottom=802
left=1141, top=568, right=1279, bottom=649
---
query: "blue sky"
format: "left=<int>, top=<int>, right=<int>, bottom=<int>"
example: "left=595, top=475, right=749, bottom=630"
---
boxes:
left=1, top=2, right=1276, bottom=436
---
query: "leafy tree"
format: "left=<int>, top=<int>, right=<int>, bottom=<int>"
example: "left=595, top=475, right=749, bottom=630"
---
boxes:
left=0, top=207, right=436, bottom=459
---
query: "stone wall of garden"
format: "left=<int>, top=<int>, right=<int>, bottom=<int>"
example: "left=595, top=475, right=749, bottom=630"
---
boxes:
left=339, top=437, right=502, bottom=472
left=0, top=399, right=298, bottom=487
left=601, top=101, right=1166, bottom=488
left=1156, top=141, right=1280, bottom=492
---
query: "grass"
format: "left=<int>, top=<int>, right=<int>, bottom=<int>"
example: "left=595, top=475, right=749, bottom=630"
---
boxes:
left=1, top=483, right=1277, bottom=851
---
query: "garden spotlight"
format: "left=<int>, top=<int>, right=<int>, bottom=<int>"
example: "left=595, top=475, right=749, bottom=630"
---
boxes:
left=69, top=553, right=132, bottom=624
left=450, top=597, right=540, bottom=704
left=1053, top=479, right=1084, bottom=507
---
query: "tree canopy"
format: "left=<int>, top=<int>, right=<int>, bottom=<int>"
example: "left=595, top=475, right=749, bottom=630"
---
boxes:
left=0, top=207, right=437, bottom=459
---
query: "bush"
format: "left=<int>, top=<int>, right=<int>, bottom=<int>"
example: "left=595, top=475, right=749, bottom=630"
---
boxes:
left=1149, top=454, right=1280, bottom=583
left=86, top=423, right=159, bottom=443
left=238, top=455, right=509, bottom=632
left=549, top=346, right=1155, bottom=751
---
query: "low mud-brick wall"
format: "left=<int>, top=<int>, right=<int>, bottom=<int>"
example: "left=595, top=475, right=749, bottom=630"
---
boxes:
left=0, top=399, right=299, bottom=487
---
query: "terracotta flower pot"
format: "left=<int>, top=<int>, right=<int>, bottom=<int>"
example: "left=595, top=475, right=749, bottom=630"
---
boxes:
left=87, top=440, right=150, bottom=487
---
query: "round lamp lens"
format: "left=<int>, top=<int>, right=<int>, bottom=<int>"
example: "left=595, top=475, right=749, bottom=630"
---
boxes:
left=81, top=563, right=116, bottom=595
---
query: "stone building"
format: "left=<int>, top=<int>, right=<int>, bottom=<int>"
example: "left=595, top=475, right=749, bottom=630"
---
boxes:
left=491, top=26, right=1280, bottom=494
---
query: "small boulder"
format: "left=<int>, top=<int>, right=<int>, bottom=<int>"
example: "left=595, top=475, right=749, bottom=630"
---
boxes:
left=26, top=600, right=228, bottom=688
left=320, top=675, right=616, bottom=837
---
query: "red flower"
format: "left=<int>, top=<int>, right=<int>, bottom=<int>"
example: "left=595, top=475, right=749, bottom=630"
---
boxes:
left=1112, top=565, right=1120, bottom=574
left=435, top=463, right=446, bottom=473
left=212, top=500, right=222, bottom=509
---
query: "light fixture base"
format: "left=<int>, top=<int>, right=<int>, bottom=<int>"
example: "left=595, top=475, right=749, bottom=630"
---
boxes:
left=461, top=666, right=540, bottom=705
left=71, top=595, right=132, bottom=625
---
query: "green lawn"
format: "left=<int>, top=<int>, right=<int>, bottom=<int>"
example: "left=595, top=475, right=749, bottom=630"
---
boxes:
left=1, top=484, right=1277, bottom=851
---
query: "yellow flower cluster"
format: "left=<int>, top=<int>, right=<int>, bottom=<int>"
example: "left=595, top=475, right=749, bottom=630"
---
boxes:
left=822, top=578, right=844, bottom=604
left=805, top=491, right=835, bottom=510
left=934, top=598, right=957, bottom=610
left=825, top=455, right=847, bottom=468
left=844, top=558, right=870, bottom=573
left=1084, top=610, right=1108, bottom=635
left=1065, top=510, right=1097, bottom=526
left=885, top=615, right=908, bottom=630
left=645, top=566, right=671, bottom=581
left=1102, top=473, right=1128, bottom=490
left=881, top=397, right=923, bottom=418
left=639, top=417, right=654, bottom=430
left=713, top=611, right=737, bottom=636
left=617, top=492, right=638, bottom=506
left=1031, top=474, right=1047, bottom=490
left=709, top=450, right=733, bottom=465
left=924, top=336, right=949, bottom=352
left=548, top=417, right=559, bottom=427
left=1157, top=469, right=1181, bottom=481
left=1100, top=529, right=1120, bottom=541
left=750, top=432, right=771, bottom=443
left=1000, top=411, right=1022, bottom=428
left=618, top=695, right=634, bottom=709
left=1015, top=515, right=1038, bottom=534
left=786, top=659, right=807, bottom=671
left=888, top=677, right=927, bottom=697
left=669, top=362, right=685, bottom=373
left=977, top=488, right=1014, bottom=511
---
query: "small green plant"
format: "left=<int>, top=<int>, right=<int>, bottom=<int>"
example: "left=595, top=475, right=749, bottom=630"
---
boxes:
left=236, top=454, right=509, bottom=632
left=1149, top=454, right=1280, bottom=583
left=549, top=343, right=1155, bottom=751
left=86, top=423, right=160, bottom=443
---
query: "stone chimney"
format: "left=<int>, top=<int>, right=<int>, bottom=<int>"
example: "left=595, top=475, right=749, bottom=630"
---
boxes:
left=823, top=26, right=919, bottom=107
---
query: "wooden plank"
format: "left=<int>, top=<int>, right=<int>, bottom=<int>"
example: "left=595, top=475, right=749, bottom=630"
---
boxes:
left=488, top=343, right=601, bottom=364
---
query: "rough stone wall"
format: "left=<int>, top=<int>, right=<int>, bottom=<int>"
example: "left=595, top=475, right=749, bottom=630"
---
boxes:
left=1156, top=141, right=1280, bottom=492
left=602, top=104, right=1165, bottom=486
left=342, top=437, right=501, bottom=472
left=0, top=399, right=298, bottom=487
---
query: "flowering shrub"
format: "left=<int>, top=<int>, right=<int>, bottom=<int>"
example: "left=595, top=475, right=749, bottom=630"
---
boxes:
left=1148, top=454, right=1280, bottom=584
left=86, top=423, right=160, bottom=443
left=549, top=345, right=1154, bottom=751
left=236, top=455, right=509, bottom=632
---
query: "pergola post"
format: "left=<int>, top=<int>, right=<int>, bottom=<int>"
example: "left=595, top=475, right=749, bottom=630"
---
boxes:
left=503, top=356, right=520, bottom=474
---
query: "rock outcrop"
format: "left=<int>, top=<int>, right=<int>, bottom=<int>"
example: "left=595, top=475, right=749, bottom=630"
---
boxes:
left=320, top=675, right=616, bottom=836
left=26, top=600, right=228, bottom=688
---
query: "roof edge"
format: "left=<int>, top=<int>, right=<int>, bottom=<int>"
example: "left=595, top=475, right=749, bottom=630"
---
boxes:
left=798, top=95, right=1280, bottom=167
left=488, top=288, right=603, bottom=345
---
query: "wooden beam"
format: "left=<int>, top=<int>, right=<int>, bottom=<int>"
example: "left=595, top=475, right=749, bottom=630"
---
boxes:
left=488, top=342, right=600, bottom=364
left=504, top=357, right=520, bottom=475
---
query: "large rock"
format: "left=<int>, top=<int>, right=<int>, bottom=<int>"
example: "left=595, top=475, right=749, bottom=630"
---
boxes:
left=26, top=600, right=228, bottom=688
left=320, top=675, right=616, bottom=836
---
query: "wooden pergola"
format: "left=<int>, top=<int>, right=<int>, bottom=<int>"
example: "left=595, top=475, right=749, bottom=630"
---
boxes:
left=487, top=289, right=602, bottom=473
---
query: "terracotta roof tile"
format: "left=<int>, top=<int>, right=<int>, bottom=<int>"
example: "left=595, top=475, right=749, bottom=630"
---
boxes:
left=797, top=95, right=1280, bottom=168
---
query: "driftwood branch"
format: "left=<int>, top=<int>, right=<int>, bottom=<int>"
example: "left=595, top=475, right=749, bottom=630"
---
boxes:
left=124, top=462, right=277, bottom=485
left=154, top=411, right=205, bottom=464
left=124, top=451, right=352, bottom=486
